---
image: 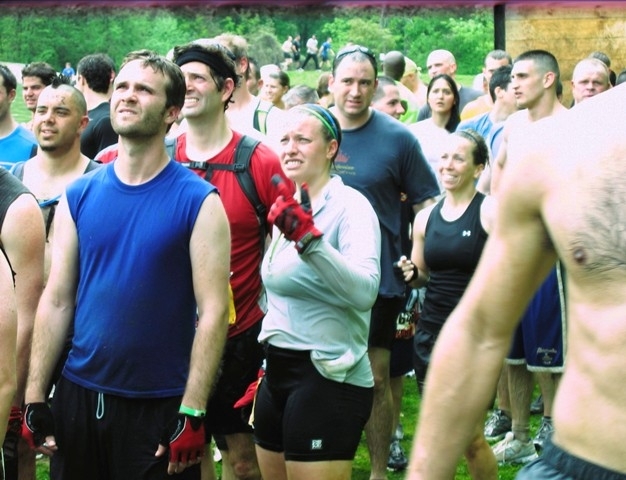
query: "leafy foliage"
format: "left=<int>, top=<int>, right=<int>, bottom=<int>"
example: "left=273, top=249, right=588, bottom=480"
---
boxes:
left=0, top=5, right=493, bottom=74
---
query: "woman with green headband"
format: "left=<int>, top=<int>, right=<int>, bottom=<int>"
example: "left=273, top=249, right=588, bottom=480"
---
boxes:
left=253, top=104, right=381, bottom=480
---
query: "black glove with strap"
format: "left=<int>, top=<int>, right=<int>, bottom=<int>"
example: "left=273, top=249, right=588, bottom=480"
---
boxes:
left=21, top=402, right=54, bottom=450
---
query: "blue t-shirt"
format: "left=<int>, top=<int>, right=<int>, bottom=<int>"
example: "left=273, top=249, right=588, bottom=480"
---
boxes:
left=0, top=125, right=36, bottom=170
left=456, top=112, right=505, bottom=158
left=321, top=41, right=332, bottom=60
left=64, top=161, right=216, bottom=398
left=62, top=66, right=75, bottom=78
left=334, top=110, right=440, bottom=297
left=456, top=112, right=493, bottom=139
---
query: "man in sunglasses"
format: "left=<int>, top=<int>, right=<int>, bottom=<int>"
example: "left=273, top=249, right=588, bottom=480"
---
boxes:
left=329, top=44, right=439, bottom=480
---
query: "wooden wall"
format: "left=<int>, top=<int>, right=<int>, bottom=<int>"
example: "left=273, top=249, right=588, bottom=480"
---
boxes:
left=504, top=2, right=626, bottom=106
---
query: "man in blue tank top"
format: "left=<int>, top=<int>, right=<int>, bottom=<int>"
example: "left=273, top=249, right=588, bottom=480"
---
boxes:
left=22, top=50, right=231, bottom=480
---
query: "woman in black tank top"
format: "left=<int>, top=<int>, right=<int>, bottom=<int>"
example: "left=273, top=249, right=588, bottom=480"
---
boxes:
left=399, top=129, right=499, bottom=479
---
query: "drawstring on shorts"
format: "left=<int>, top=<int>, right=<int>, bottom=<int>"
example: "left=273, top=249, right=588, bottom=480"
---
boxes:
left=96, top=392, right=105, bottom=420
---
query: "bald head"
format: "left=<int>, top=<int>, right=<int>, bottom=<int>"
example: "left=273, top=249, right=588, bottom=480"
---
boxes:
left=383, top=50, right=406, bottom=81
left=426, top=49, right=457, bottom=79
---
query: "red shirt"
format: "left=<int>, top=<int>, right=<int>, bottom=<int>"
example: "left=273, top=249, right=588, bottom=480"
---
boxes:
left=176, top=132, right=291, bottom=338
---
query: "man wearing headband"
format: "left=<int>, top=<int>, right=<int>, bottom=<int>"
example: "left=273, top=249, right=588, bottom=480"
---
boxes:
left=172, top=41, right=291, bottom=480
left=211, top=33, right=286, bottom=151
left=329, top=44, right=440, bottom=480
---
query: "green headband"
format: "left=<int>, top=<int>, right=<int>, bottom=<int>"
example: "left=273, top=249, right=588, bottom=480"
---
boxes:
left=294, top=104, right=339, bottom=141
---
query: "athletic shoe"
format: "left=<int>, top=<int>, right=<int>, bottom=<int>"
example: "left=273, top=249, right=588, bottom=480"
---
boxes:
left=492, top=432, right=539, bottom=465
left=484, top=409, right=512, bottom=442
left=387, top=438, right=408, bottom=471
left=533, top=417, right=554, bottom=451
left=530, top=394, right=544, bottom=415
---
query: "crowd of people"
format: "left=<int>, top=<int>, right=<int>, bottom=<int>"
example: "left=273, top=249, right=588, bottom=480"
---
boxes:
left=0, top=29, right=625, bottom=480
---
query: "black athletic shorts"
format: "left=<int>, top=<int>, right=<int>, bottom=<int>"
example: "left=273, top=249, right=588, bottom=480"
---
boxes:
left=253, top=344, right=373, bottom=462
left=50, top=377, right=199, bottom=480
left=412, top=327, right=438, bottom=394
left=390, top=337, right=414, bottom=377
left=515, top=437, right=626, bottom=480
left=368, top=295, right=405, bottom=350
left=204, top=321, right=264, bottom=440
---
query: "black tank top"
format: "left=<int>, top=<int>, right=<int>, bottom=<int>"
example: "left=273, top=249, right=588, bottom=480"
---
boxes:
left=0, top=168, right=33, bottom=281
left=419, top=192, right=488, bottom=335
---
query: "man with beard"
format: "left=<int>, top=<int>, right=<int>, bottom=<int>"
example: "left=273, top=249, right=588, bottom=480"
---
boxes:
left=22, top=50, right=231, bottom=480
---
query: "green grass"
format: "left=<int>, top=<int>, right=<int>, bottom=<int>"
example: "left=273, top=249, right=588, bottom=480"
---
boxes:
left=34, top=376, right=532, bottom=479
left=286, top=68, right=478, bottom=92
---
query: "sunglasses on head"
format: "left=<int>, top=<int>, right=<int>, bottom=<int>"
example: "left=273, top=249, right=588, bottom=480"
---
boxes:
left=333, top=45, right=377, bottom=68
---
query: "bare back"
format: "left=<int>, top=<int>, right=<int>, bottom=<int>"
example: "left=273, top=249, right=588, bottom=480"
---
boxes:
left=506, top=83, right=626, bottom=471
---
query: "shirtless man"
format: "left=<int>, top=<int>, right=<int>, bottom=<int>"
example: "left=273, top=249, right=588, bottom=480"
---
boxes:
left=15, top=79, right=100, bottom=281
left=487, top=50, right=569, bottom=464
left=408, top=78, right=626, bottom=479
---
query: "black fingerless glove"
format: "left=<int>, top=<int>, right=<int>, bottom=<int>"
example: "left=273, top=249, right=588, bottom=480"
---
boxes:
left=21, top=402, right=54, bottom=450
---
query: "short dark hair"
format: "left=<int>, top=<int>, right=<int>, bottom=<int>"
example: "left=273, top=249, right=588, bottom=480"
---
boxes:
left=514, top=50, right=560, bottom=81
left=485, top=49, right=512, bottom=65
left=454, top=129, right=489, bottom=167
left=0, top=64, right=17, bottom=92
left=172, top=42, right=240, bottom=111
left=77, top=53, right=116, bottom=94
left=588, top=51, right=610, bottom=68
left=489, top=65, right=513, bottom=102
left=120, top=50, right=186, bottom=110
left=46, top=80, right=88, bottom=116
left=21, top=61, right=57, bottom=85
left=373, top=75, right=397, bottom=102
left=333, top=44, right=378, bottom=78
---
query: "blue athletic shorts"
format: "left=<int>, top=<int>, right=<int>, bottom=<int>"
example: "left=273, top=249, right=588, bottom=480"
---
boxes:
left=516, top=437, right=626, bottom=480
left=507, top=265, right=566, bottom=372
left=253, top=345, right=373, bottom=462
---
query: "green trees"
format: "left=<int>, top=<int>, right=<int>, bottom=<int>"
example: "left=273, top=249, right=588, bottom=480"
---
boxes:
left=0, top=5, right=493, bottom=75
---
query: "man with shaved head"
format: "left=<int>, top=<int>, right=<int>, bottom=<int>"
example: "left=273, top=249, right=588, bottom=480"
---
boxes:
left=382, top=50, right=420, bottom=124
left=417, top=49, right=482, bottom=121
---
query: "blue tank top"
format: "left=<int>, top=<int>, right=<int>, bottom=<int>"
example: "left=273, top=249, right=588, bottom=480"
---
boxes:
left=64, top=161, right=216, bottom=398
left=419, top=193, right=487, bottom=335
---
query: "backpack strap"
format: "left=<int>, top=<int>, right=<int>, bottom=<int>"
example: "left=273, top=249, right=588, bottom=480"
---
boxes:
left=165, top=136, right=177, bottom=160
left=178, top=135, right=266, bottom=257
left=231, top=136, right=266, bottom=254
left=252, top=99, right=274, bottom=135
left=9, top=162, right=25, bottom=180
